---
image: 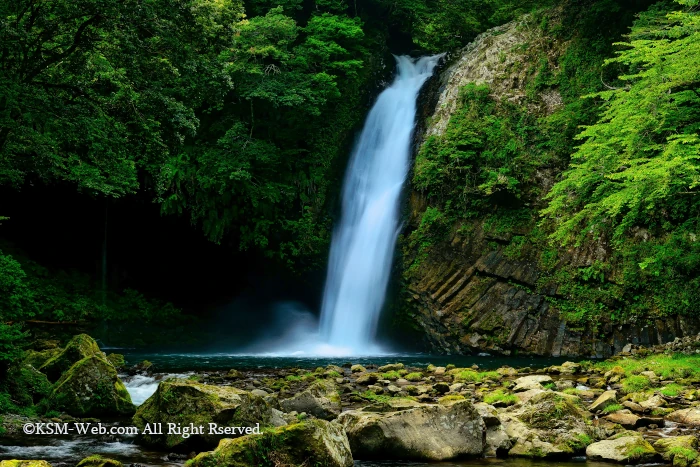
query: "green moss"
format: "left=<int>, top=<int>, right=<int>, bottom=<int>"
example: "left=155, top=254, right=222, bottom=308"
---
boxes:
left=380, top=370, right=401, bottom=381
left=106, top=354, right=125, bottom=368
left=438, top=395, right=465, bottom=404
left=668, top=447, right=699, bottom=467
left=484, top=389, right=518, bottom=406
left=622, top=375, right=651, bottom=393
left=187, top=420, right=348, bottom=467
left=76, top=455, right=123, bottom=467
left=404, top=372, right=423, bottom=382
left=660, top=383, right=685, bottom=397
left=39, top=334, right=102, bottom=382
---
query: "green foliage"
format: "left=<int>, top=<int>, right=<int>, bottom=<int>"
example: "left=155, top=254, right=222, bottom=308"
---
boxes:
left=601, top=403, right=624, bottom=414
left=0, top=323, right=27, bottom=372
left=0, top=0, right=239, bottom=197
left=158, top=3, right=372, bottom=266
left=414, top=84, right=539, bottom=218
left=0, top=245, right=187, bottom=345
left=542, top=0, right=700, bottom=316
left=373, top=0, right=554, bottom=52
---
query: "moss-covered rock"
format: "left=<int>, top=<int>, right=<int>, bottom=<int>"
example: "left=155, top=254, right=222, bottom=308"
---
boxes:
left=133, top=379, right=272, bottom=450
left=106, top=354, right=125, bottom=369
left=49, top=355, right=134, bottom=416
left=3, top=364, right=52, bottom=406
left=338, top=400, right=485, bottom=461
left=22, top=348, right=61, bottom=370
left=39, top=334, right=103, bottom=382
left=279, top=380, right=341, bottom=421
left=0, top=462, right=52, bottom=467
left=654, top=436, right=700, bottom=467
left=187, top=420, right=352, bottom=467
left=501, top=390, right=596, bottom=459
left=76, top=455, right=123, bottom=467
left=586, top=432, right=658, bottom=464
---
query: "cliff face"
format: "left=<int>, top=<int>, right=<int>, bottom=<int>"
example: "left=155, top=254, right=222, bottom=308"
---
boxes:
left=402, top=13, right=700, bottom=358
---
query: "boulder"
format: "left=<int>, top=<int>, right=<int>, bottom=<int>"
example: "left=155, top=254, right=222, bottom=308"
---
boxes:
left=188, top=420, right=353, bottom=467
left=350, top=365, right=366, bottom=373
left=667, top=408, right=700, bottom=426
left=512, top=375, right=553, bottom=392
left=49, top=355, right=134, bottom=417
left=377, top=363, right=404, bottom=372
left=133, top=379, right=272, bottom=449
left=22, top=348, right=61, bottom=370
left=473, top=402, right=500, bottom=427
left=639, top=395, right=666, bottom=410
left=560, top=362, right=582, bottom=374
left=355, top=373, right=379, bottom=385
left=338, top=400, right=485, bottom=460
left=508, top=437, right=571, bottom=458
left=586, top=432, right=658, bottom=464
left=39, top=334, right=103, bottom=382
left=589, top=390, right=617, bottom=412
left=485, top=424, right=513, bottom=457
left=496, top=367, right=518, bottom=377
left=280, top=380, right=341, bottom=421
left=105, top=354, right=125, bottom=369
left=4, top=364, right=52, bottom=406
left=654, top=436, right=699, bottom=467
left=604, top=410, right=639, bottom=429
left=501, top=391, right=595, bottom=458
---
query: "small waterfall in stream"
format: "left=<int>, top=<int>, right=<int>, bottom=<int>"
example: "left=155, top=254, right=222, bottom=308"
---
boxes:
left=317, top=55, right=442, bottom=355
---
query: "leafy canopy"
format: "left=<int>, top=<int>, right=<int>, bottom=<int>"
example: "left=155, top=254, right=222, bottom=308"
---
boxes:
left=543, top=0, right=700, bottom=246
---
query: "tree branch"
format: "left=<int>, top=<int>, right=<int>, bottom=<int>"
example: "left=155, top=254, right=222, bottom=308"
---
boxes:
left=24, top=14, right=102, bottom=83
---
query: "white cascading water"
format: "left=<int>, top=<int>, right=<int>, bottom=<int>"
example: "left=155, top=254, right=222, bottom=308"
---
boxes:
left=318, top=54, right=442, bottom=355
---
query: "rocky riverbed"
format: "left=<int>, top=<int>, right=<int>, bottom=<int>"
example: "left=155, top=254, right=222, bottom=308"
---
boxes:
left=3, top=334, right=700, bottom=467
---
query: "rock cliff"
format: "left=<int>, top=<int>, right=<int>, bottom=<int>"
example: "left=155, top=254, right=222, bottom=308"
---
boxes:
left=401, top=12, right=700, bottom=358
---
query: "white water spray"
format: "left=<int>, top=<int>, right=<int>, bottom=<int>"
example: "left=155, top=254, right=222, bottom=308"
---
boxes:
left=318, top=55, right=442, bottom=355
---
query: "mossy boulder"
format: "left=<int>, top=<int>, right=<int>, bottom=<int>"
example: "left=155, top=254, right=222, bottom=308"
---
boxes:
left=49, top=355, right=135, bottom=417
left=187, top=419, right=352, bottom=467
left=512, top=375, right=553, bottom=392
left=654, top=436, right=700, bottom=467
left=0, top=462, right=52, bottom=467
left=4, top=364, right=52, bottom=406
left=501, top=391, right=595, bottom=459
left=133, top=379, right=272, bottom=450
left=279, top=380, right=341, bottom=421
left=39, top=334, right=103, bottom=382
left=338, top=400, right=485, bottom=460
left=586, top=432, right=658, bottom=464
left=22, top=348, right=61, bottom=370
left=106, top=354, right=125, bottom=369
left=76, top=455, right=123, bottom=467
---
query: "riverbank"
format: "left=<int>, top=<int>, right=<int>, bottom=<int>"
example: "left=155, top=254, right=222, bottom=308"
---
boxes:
left=3, top=334, right=700, bottom=466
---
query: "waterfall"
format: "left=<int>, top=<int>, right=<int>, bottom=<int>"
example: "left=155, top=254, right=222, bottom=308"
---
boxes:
left=318, top=55, right=442, bottom=354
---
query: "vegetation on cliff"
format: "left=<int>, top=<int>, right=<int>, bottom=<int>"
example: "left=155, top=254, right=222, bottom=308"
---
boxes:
left=405, top=0, right=699, bottom=335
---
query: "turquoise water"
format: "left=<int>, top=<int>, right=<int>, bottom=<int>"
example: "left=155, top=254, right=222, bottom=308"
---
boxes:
left=114, top=350, right=571, bottom=372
